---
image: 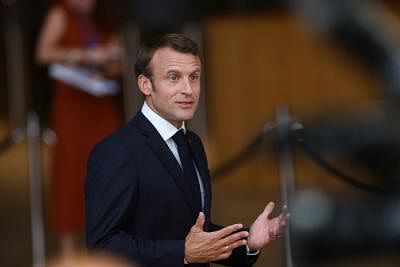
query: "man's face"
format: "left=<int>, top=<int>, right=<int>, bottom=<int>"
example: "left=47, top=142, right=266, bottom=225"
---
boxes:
left=138, top=47, right=201, bottom=128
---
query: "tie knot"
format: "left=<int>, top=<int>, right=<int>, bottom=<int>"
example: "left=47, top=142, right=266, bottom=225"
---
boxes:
left=172, top=129, right=187, bottom=146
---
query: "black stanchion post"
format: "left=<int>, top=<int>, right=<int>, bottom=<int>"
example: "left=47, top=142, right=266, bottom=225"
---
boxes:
left=27, top=112, right=46, bottom=267
left=277, top=106, right=295, bottom=267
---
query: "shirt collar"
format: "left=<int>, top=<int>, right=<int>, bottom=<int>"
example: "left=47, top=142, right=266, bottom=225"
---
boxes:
left=141, top=101, right=186, bottom=141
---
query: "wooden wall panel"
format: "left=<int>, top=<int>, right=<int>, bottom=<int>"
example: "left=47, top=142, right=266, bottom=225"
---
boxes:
left=203, top=13, right=383, bottom=183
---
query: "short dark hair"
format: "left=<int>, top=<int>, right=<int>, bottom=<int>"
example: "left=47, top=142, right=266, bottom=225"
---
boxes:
left=134, top=33, right=200, bottom=79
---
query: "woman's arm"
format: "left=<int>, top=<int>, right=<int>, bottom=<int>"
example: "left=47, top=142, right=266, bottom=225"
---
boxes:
left=36, top=6, right=113, bottom=66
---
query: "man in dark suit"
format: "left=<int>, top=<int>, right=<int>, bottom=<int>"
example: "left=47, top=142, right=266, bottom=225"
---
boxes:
left=85, top=33, right=289, bottom=267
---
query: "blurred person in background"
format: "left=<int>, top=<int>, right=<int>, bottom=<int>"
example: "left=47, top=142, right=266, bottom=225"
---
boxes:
left=47, top=252, right=139, bottom=267
left=36, top=0, right=123, bottom=258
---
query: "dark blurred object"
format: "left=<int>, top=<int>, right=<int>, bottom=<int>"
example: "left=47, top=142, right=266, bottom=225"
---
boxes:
left=123, top=0, right=285, bottom=32
left=0, top=4, right=8, bottom=118
left=47, top=252, right=139, bottom=267
left=290, top=189, right=400, bottom=263
left=1, top=1, right=28, bottom=128
left=207, top=0, right=285, bottom=13
left=292, top=0, right=400, bottom=99
left=131, top=0, right=200, bottom=31
left=296, top=107, right=400, bottom=191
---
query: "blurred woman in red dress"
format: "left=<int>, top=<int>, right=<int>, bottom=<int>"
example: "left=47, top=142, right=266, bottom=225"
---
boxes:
left=36, top=0, right=122, bottom=257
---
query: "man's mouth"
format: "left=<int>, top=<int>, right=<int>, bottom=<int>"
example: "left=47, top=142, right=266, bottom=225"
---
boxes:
left=176, top=101, right=194, bottom=108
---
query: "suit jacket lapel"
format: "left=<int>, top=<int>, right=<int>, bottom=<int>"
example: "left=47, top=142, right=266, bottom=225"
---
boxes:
left=186, top=131, right=212, bottom=224
left=132, top=112, right=199, bottom=220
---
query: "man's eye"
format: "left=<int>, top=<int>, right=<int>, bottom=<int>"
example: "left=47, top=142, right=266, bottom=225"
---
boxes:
left=189, top=74, right=198, bottom=81
left=169, top=75, right=178, bottom=81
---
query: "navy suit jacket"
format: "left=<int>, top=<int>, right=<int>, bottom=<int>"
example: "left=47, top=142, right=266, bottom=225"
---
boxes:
left=85, top=112, right=258, bottom=267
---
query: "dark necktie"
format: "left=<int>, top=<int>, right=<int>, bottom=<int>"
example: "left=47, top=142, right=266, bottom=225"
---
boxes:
left=172, top=129, right=202, bottom=213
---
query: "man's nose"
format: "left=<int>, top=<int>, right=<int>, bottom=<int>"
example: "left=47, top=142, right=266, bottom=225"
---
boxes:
left=182, top=78, right=193, bottom=94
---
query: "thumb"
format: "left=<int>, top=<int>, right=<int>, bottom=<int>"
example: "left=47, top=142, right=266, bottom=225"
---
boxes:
left=263, top=202, right=275, bottom=218
left=193, top=212, right=205, bottom=231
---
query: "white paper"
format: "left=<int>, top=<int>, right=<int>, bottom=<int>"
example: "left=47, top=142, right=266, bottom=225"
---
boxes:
left=49, top=64, right=119, bottom=97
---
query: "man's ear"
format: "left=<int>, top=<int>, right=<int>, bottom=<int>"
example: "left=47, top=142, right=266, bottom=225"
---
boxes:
left=137, top=74, right=152, bottom=96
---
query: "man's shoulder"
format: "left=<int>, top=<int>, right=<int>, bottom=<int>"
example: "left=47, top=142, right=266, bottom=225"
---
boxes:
left=90, top=116, right=144, bottom=158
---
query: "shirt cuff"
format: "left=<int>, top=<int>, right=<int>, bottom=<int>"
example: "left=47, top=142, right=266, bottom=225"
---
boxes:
left=184, top=258, right=188, bottom=264
left=246, top=245, right=260, bottom=255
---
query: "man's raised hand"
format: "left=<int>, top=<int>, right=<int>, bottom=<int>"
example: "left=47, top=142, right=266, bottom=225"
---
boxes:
left=247, top=202, right=290, bottom=252
left=184, top=212, right=248, bottom=263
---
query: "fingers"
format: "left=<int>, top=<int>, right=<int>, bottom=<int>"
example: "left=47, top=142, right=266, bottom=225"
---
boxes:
left=271, top=205, right=290, bottom=235
left=223, top=238, right=247, bottom=252
left=281, top=213, right=290, bottom=226
left=215, top=239, right=247, bottom=261
left=278, top=205, right=290, bottom=226
left=279, top=205, right=289, bottom=219
left=218, top=230, right=248, bottom=248
left=193, top=212, right=205, bottom=231
left=263, top=202, right=275, bottom=218
left=186, top=218, right=248, bottom=263
left=215, top=229, right=248, bottom=256
left=214, top=223, right=244, bottom=239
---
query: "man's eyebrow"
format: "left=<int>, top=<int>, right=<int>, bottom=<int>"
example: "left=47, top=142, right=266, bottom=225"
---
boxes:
left=165, top=69, right=180, bottom=74
left=190, top=68, right=201, bottom=74
left=164, top=68, right=201, bottom=74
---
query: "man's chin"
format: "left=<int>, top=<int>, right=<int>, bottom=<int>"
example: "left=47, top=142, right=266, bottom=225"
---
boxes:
left=176, top=113, right=195, bottom=123
left=176, top=108, right=196, bottom=118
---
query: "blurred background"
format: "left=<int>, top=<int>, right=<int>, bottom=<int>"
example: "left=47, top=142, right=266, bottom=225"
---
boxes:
left=2, top=0, right=400, bottom=266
